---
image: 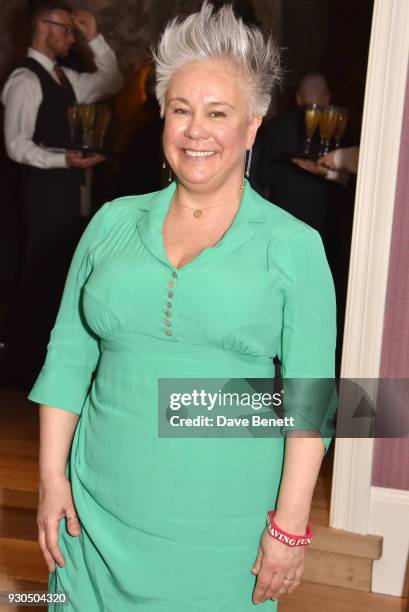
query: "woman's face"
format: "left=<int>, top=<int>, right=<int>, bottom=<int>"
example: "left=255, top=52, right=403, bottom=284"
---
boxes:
left=163, top=58, right=262, bottom=191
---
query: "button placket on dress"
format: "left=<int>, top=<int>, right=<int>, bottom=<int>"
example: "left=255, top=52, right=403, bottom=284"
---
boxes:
left=164, top=269, right=178, bottom=337
left=135, top=180, right=262, bottom=344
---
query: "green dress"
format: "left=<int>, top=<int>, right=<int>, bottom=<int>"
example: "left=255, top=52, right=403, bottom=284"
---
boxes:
left=28, top=180, right=336, bottom=611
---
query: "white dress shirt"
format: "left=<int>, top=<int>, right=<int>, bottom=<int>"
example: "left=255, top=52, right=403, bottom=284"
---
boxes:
left=1, top=35, right=123, bottom=169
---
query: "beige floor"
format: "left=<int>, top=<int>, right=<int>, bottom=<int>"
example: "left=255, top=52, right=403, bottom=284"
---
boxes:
left=280, top=581, right=408, bottom=611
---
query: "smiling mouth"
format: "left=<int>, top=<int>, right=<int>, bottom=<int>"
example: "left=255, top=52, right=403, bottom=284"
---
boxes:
left=183, top=149, right=216, bottom=158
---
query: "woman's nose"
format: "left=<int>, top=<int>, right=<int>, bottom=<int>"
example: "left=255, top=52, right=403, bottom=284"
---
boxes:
left=184, top=115, right=208, bottom=140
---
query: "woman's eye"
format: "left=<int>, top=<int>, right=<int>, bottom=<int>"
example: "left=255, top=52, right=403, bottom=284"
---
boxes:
left=210, top=111, right=226, bottom=118
left=174, top=107, right=189, bottom=115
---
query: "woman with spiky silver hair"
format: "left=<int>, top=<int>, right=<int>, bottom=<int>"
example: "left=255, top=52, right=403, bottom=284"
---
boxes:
left=31, top=2, right=336, bottom=610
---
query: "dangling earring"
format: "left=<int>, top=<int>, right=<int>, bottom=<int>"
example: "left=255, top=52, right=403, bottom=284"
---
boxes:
left=241, top=147, right=253, bottom=189
left=245, top=146, right=253, bottom=178
left=162, top=159, right=172, bottom=183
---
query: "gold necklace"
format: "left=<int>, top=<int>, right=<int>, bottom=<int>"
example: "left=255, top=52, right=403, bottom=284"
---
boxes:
left=174, top=193, right=241, bottom=219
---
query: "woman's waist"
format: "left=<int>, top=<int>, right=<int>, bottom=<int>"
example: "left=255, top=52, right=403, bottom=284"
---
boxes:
left=99, top=331, right=276, bottom=375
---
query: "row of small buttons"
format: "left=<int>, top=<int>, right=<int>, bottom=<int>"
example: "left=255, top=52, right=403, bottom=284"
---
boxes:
left=164, top=271, right=177, bottom=337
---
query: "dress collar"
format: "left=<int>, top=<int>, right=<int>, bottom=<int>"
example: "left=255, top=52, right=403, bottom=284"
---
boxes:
left=135, top=179, right=265, bottom=270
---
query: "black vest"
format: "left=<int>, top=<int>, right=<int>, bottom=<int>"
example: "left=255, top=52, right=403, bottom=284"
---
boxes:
left=22, top=57, right=76, bottom=149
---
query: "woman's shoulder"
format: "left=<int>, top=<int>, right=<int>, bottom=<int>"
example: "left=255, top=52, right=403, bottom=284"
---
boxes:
left=102, top=189, right=163, bottom=220
left=81, top=190, right=162, bottom=251
left=248, top=189, right=330, bottom=281
left=249, top=186, right=320, bottom=245
left=86, top=189, right=165, bottom=238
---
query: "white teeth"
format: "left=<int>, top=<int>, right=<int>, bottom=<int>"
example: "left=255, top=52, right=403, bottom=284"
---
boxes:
left=185, top=150, right=215, bottom=157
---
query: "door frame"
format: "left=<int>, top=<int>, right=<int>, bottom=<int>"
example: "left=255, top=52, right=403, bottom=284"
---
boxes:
left=329, top=0, right=409, bottom=534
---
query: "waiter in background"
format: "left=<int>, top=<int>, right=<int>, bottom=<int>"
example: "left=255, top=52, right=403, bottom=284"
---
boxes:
left=1, top=0, right=123, bottom=388
left=254, top=73, right=336, bottom=239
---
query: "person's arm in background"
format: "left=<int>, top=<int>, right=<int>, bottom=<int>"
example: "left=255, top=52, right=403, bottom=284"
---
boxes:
left=64, top=10, right=124, bottom=103
left=291, top=157, right=350, bottom=187
left=1, top=71, right=105, bottom=170
left=29, top=202, right=112, bottom=572
left=2, top=72, right=67, bottom=169
left=291, top=145, right=360, bottom=185
left=319, top=146, right=359, bottom=175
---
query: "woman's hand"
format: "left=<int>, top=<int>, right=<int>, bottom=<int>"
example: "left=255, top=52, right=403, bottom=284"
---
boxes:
left=37, top=476, right=81, bottom=572
left=251, top=528, right=305, bottom=604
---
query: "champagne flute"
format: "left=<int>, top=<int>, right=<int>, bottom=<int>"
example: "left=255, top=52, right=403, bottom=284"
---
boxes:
left=67, top=105, right=80, bottom=144
left=318, top=105, right=339, bottom=155
left=95, top=104, right=112, bottom=150
left=79, top=103, right=96, bottom=147
left=304, top=103, right=322, bottom=156
left=334, top=107, right=349, bottom=148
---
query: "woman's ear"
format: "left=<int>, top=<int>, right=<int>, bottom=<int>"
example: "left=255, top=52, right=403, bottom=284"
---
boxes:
left=247, top=115, right=263, bottom=149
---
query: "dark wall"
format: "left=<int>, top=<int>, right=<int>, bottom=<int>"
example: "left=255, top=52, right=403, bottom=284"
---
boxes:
left=281, top=0, right=373, bottom=112
left=0, top=0, right=372, bottom=111
left=0, top=0, right=281, bottom=83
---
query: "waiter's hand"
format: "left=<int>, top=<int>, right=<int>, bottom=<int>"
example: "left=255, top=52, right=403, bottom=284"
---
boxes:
left=72, top=10, right=98, bottom=42
left=66, top=151, right=105, bottom=169
left=292, top=158, right=329, bottom=178
left=317, top=151, right=337, bottom=170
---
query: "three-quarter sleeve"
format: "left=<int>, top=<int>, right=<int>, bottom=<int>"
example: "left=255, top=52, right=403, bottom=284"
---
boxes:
left=279, top=227, right=338, bottom=454
left=28, top=202, right=112, bottom=414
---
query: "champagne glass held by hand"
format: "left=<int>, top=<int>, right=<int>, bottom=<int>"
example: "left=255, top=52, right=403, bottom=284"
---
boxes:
left=318, top=105, right=338, bottom=156
left=322, top=106, right=339, bottom=154
left=95, top=104, right=112, bottom=150
left=334, top=108, right=349, bottom=148
left=79, top=104, right=96, bottom=148
left=304, top=104, right=321, bottom=156
left=67, top=105, right=80, bottom=144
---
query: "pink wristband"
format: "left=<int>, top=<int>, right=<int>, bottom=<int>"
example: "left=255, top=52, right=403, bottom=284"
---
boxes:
left=266, top=510, right=313, bottom=546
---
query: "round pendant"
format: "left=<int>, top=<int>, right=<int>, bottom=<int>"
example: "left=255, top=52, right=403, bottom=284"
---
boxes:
left=193, top=209, right=202, bottom=218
